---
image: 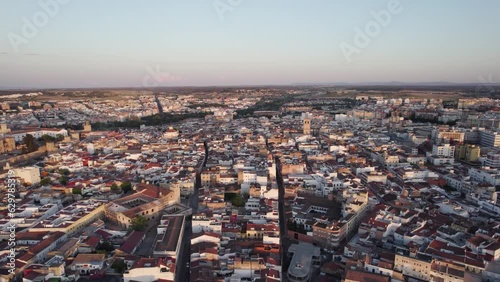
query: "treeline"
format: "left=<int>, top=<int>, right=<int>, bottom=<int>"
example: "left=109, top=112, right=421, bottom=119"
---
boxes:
left=92, top=112, right=210, bottom=129
left=235, top=96, right=294, bottom=118
left=409, top=114, right=457, bottom=126
left=186, top=103, right=225, bottom=109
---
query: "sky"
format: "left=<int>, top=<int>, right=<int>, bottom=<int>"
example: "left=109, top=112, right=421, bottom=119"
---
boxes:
left=0, top=0, right=499, bottom=89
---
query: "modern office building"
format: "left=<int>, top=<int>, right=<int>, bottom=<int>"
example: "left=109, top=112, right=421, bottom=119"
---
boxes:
left=485, top=151, right=500, bottom=168
left=480, top=130, right=500, bottom=148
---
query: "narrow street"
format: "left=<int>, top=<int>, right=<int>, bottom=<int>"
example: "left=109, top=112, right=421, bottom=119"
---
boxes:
left=275, top=156, right=295, bottom=282
left=154, top=94, right=163, bottom=114
left=274, top=157, right=287, bottom=241
left=175, top=139, right=208, bottom=282
left=269, top=137, right=292, bottom=281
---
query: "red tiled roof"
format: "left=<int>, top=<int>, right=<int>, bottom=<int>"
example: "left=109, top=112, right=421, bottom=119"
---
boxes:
left=95, top=229, right=113, bottom=239
left=345, top=270, right=390, bottom=282
left=119, top=231, right=145, bottom=254
left=192, top=231, right=221, bottom=240
left=82, top=236, right=100, bottom=248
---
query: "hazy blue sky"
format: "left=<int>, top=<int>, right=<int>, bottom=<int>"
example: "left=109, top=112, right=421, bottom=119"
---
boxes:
left=1, top=0, right=499, bottom=88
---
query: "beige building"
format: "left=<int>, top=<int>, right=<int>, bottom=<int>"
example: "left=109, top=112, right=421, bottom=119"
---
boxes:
left=456, top=144, right=480, bottom=162
left=105, top=184, right=180, bottom=228
left=201, top=167, right=220, bottom=187
left=433, top=128, right=465, bottom=143
left=281, top=162, right=305, bottom=175
left=163, top=127, right=179, bottom=139
left=430, top=260, right=466, bottom=281
left=0, top=136, right=15, bottom=153
left=394, top=249, right=432, bottom=281
left=14, top=166, right=41, bottom=185
left=313, top=191, right=369, bottom=248
left=70, top=254, right=105, bottom=274
left=0, top=120, right=10, bottom=134
left=313, top=221, right=347, bottom=248
left=245, top=223, right=279, bottom=239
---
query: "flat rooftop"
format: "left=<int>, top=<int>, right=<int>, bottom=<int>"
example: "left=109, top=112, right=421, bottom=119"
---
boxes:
left=287, top=242, right=320, bottom=279
left=153, top=215, right=185, bottom=254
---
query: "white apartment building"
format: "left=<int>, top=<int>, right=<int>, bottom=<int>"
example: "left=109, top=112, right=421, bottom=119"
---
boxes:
left=469, top=167, right=500, bottom=186
left=9, top=128, right=68, bottom=142
left=480, top=130, right=500, bottom=148
left=485, top=152, right=500, bottom=168
left=432, top=144, right=455, bottom=158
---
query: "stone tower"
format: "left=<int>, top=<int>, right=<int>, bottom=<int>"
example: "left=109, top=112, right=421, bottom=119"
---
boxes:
left=303, top=117, right=311, bottom=135
left=83, top=121, right=92, bottom=132
left=0, top=115, right=10, bottom=134
left=46, top=141, right=57, bottom=152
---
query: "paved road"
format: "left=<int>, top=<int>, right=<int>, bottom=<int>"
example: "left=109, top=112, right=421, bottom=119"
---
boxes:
left=175, top=140, right=208, bottom=282
left=155, top=94, right=163, bottom=114
left=269, top=137, right=289, bottom=281
left=175, top=218, right=192, bottom=282
left=275, top=157, right=287, bottom=239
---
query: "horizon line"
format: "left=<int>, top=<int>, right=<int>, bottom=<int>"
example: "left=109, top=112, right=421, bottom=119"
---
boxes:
left=1, top=81, right=499, bottom=92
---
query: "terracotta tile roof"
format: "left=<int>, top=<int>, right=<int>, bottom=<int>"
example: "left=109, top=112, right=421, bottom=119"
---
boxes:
left=345, top=270, right=390, bottom=282
left=72, top=253, right=105, bottom=265
left=82, top=236, right=100, bottom=248
left=119, top=231, right=145, bottom=254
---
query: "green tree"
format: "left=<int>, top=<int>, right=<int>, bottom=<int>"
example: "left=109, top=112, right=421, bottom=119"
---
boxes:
left=120, top=181, right=132, bottom=194
left=23, top=134, right=39, bottom=153
left=72, top=188, right=81, bottom=194
left=40, top=177, right=51, bottom=186
left=231, top=194, right=244, bottom=207
left=55, top=134, right=65, bottom=141
left=131, top=215, right=147, bottom=231
left=468, top=226, right=479, bottom=235
left=39, top=134, right=56, bottom=142
left=111, top=259, right=127, bottom=273
left=58, top=169, right=70, bottom=176
left=96, top=241, right=114, bottom=254
left=110, top=183, right=119, bottom=190
left=59, top=175, right=68, bottom=185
